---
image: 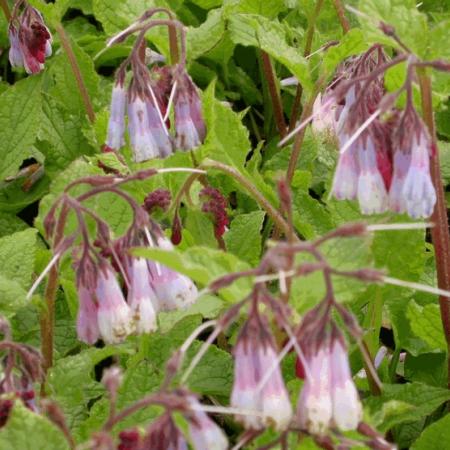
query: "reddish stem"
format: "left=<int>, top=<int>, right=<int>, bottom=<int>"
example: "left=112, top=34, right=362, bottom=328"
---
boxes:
left=260, top=51, right=287, bottom=137
left=331, top=0, right=351, bottom=34
left=418, top=70, right=450, bottom=389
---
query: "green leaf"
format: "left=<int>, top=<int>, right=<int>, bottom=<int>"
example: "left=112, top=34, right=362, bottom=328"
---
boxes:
left=133, top=246, right=253, bottom=302
left=185, top=210, right=217, bottom=247
left=0, top=229, right=37, bottom=288
left=0, top=401, right=70, bottom=450
left=404, top=353, right=448, bottom=388
left=412, top=413, right=450, bottom=450
left=0, top=275, right=29, bottom=319
left=187, top=9, right=226, bottom=60
left=366, top=382, right=450, bottom=431
left=227, top=14, right=311, bottom=89
left=225, top=0, right=287, bottom=18
left=0, top=214, right=27, bottom=237
left=48, top=40, right=100, bottom=115
left=0, top=76, right=43, bottom=181
left=39, top=96, right=95, bottom=173
left=224, top=210, right=265, bottom=266
left=406, top=301, right=447, bottom=352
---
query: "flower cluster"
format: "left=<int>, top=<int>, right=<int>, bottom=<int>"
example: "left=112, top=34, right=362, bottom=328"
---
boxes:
left=42, top=172, right=198, bottom=346
left=8, top=4, right=52, bottom=74
left=317, top=46, right=436, bottom=218
left=200, top=187, right=229, bottom=239
left=297, top=315, right=362, bottom=434
left=105, top=22, right=206, bottom=162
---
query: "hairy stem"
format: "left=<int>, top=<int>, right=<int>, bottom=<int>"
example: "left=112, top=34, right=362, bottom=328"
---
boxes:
left=331, top=0, right=351, bottom=34
left=55, top=24, right=96, bottom=124
left=260, top=51, right=287, bottom=137
left=418, top=70, right=450, bottom=389
left=0, top=0, right=11, bottom=21
left=286, top=76, right=326, bottom=184
left=40, top=203, right=70, bottom=381
left=288, top=0, right=325, bottom=132
left=202, top=161, right=293, bottom=239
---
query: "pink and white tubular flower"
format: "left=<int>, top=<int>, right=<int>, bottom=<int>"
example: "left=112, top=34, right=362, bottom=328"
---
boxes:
left=96, top=261, right=133, bottom=344
left=187, top=397, right=228, bottom=450
left=312, top=91, right=339, bottom=136
left=9, top=6, right=52, bottom=74
left=76, top=284, right=100, bottom=345
left=297, top=341, right=333, bottom=435
left=126, top=257, right=158, bottom=334
left=231, top=311, right=292, bottom=431
left=173, top=69, right=206, bottom=151
left=330, top=335, right=362, bottom=431
left=389, top=147, right=411, bottom=214
left=148, top=236, right=198, bottom=311
left=106, top=81, right=127, bottom=151
left=331, top=134, right=359, bottom=200
left=402, top=129, right=436, bottom=219
left=356, top=135, right=389, bottom=215
left=297, top=327, right=362, bottom=435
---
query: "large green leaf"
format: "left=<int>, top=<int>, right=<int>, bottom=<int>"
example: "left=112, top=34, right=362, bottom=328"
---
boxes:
left=412, top=413, right=450, bottom=450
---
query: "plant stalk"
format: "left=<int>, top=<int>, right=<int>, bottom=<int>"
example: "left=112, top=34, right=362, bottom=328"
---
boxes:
left=288, top=0, right=325, bottom=132
left=55, top=24, right=96, bottom=124
left=418, top=70, right=450, bottom=389
left=260, top=51, right=287, bottom=137
left=331, top=0, right=351, bottom=34
left=0, top=0, right=11, bottom=21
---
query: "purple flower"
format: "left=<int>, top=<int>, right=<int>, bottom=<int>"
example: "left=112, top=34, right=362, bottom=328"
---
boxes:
left=231, top=311, right=292, bottom=431
left=187, top=397, right=228, bottom=450
left=173, top=69, right=206, bottom=150
left=9, top=6, right=52, bottom=74
left=148, top=237, right=198, bottom=311
left=312, top=92, right=339, bottom=136
left=126, top=257, right=158, bottom=334
left=76, top=284, right=100, bottom=345
left=96, top=261, right=133, bottom=343
left=331, top=137, right=359, bottom=200
left=106, top=81, right=127, bottom=151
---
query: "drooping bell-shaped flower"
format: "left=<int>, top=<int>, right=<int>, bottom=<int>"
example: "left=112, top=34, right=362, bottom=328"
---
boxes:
left=312, top=91, right=339, bottom=137
left=231, top=309, right=292, bottom=431
left=297, top=322, right=362, bottom=435
left=186, top=397, right=228, bottom=450
left=126, top=256, right=158, bottom=334
left=330, top=331, right=362, bottom=431
left=96, top=260, right=133, bottom=344
left=106, top=80, right=127, bottom=151
left=148, top=236, right=198, bottom=311
left=388, top=104, right=436, bottom=218
left=331, top=138, right=359, bottom=201
left=173, top=67, right=206, bottom=150
left=9, top=6, right=52, bottom=74
left=76, top=284, right=100, bottom=345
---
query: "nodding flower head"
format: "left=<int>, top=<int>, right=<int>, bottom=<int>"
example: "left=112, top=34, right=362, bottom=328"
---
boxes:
left=312, top=91, right=339, bottom=137
left=127, top=63, right=173, bottom=162
left=106, top=79, right=127, bottom=151
left=392, top=106, right=436, bottom=219
left=143, top=188, right=171, bottom=214
left=142, top=412, right=188, bottom=450
left=231, top=308, right=292, bottom=431
left=186, top=397, right=228, bottom=450
left=125, top=256, right=158, bottom=334
left=173, top=68, right=206, bottom=151
left=296, top=322, right=362, bottom=435
left=95, top=259, right=133, bottom=344
left=9, top=6, right=52, bottom=74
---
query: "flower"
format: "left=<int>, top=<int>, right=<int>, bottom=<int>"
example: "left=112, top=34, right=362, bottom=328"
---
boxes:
left=9, top=6, right=52, bottom=74
left=148, top=236, right=198, bottom=311
left=330, top=333, right=362, bottom=430
left=231, top=310, right=292, bottom=431
left=76, top=284, right=100, bottom=345
left=200, top=187, right=229, bottom=239
left=395, top=109, right=436, bottom=219
left=186, top=397, right=228, bottom=450
left=296, top=325, right=362, bottom=435
left=106, top=80, right=127, bottom=151
left=126, top=257, right=158, bottom=334
left=118, top=429, right=141, bottom=450
left=312, top=92, right=339, bottom=136
left=96, top=261, right=133, bottom=344
left=173, top=68, right=206, bottom=150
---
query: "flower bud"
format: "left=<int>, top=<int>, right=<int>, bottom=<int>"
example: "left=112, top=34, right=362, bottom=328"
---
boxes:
left=106, top=81, right=127, bottom=151
left=76, top=284, right=100, bottom=345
